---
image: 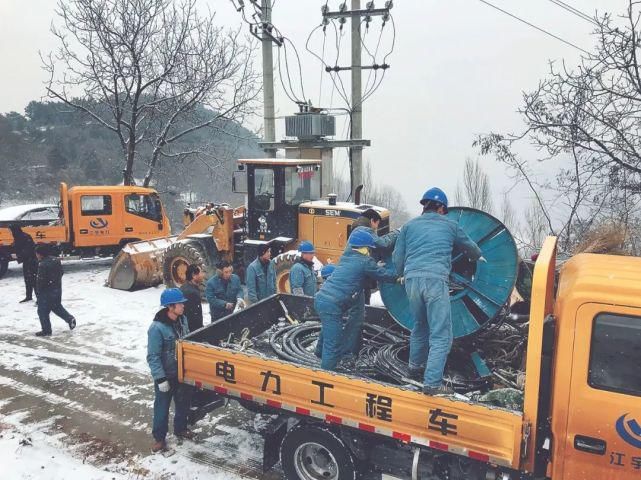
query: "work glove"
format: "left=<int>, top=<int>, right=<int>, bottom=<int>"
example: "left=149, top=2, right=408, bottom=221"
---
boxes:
left=236, top=298, right=246, bottom=310
left=157, top=380, right=170, bottom=393
left=377, top=261, right=386, bottom=267
left=292, top=287, right=304, bottom=296
left=396, top=276, right=405, bottom=285
left=225, top=302, right=234, bottom=310
left=478, top=256, right=487, bottom=263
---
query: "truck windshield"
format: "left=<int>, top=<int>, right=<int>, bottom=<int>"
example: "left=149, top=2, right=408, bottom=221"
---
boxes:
left=125, top=194, right=163, bottom=222
left=285, top=165, right=321, bottom=205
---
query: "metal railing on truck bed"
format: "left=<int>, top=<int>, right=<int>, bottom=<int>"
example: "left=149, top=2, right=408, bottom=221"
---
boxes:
left=177, top=294, right=524, bottom=470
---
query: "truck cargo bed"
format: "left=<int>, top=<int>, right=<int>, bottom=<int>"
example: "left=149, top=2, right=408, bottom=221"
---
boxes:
left=178, top=294, right=524, bottom=470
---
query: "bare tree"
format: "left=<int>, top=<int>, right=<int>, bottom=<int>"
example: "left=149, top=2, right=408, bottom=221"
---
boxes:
left=475, top=1, right=641, bottom=251
left=43, top=0, right=260, bottom=186
left=454, top=157, right=494, bottom=213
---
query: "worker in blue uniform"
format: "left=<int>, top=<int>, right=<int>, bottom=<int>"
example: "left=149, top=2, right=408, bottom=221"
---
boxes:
left=289, top=241, right=317, bottom=296
left=315, top=230, right=397, bottom=371
left=314, top=263, right=336, bottom=359
left=393, top=187, right=483, bottom=395
left=246, top=244, right=276, bottom=304
left=205, top=261, right=244, bottom=321
left=343, top=208, right=399, bottom=356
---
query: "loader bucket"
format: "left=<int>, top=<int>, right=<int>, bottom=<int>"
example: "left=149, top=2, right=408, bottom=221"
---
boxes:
left=107, top=236, right=178, bottom=290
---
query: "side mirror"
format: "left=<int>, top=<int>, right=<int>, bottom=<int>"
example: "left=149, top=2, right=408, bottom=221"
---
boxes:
left=232, top=171, right=248, bottom=194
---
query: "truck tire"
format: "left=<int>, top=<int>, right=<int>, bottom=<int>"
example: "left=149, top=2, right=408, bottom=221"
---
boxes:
left=280, top=423, right=357, bottom=480
left=0, top=255, right=9, bottom=279
left=162, top=240, right=215, bottom=292
left=273, top=252, right=298, bottom=294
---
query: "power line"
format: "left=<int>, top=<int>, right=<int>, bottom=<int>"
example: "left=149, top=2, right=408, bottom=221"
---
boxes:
left=477, top=0, right=590, bottom=55
left=546, top=0, right=597, bottom=26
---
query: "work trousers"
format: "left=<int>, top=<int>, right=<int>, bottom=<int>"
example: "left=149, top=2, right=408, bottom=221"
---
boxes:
left=37, top=288, right=74, bottom=334
left=406, top=277, right=452, bottom=388
left=23, top=259, right=37, bottom=299
left=314, top=295, right=364, bottom=370
left=152, top=377, right=192, bottom=442
left=343, top=290, right=365, bottom=356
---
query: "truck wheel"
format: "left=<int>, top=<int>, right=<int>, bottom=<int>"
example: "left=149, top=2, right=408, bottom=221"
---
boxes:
left=273, top=252, right=298, bottom=294
left=0, top=256, right=9, bottom=279
left=162, top=240, right=215, bottom=291
left=280, top=423, right=357, bottom=480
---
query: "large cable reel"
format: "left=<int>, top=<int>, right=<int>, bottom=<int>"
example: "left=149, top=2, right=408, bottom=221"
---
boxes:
left=379, top=207, right=518, bottom=339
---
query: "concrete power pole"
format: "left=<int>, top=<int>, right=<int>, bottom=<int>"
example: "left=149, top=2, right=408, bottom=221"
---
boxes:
left=350, top=0, right=363, bottom=200
left=261, top=0, right=276, bottom=158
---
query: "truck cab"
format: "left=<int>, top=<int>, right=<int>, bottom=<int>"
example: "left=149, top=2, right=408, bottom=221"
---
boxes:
left=0, top=182, right=170, bottom=277
left=540, top=251, right=641, bottom=479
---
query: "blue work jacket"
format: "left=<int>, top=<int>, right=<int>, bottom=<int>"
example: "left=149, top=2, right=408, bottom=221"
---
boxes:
left=147, top=309, right=189, bottom=382
left=392, top=212, right=482, bottom=281
left=315, top=249, right=397, bottom=313
left=289, top=259, right=317, bottom=296
left=246, top=257, right=277, bottom=303
left=205, top=273, right=243, bottom=320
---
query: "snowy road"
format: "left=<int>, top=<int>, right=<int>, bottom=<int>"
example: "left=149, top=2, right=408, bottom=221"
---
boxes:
left=0, top=259, right=282, bottom=480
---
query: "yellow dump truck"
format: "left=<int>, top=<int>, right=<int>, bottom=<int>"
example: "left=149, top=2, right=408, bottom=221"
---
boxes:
left=177, top=236, right=641, bottom=479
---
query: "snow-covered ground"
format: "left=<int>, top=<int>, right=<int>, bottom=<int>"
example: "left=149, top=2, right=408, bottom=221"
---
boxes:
left=0, top=259, right=281, bottom=480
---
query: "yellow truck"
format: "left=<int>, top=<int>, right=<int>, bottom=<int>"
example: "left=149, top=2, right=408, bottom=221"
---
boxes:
left=177, top=236, right=641, bottom=479
left=0, top=182, right=170, bottom=278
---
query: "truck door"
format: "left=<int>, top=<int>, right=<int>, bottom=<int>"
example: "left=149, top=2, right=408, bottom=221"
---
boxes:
left=564, top=304, right=641, bottom=479
left=123, top=193, right=166, bottom=239
left=74, top=194, right=118, bottom=247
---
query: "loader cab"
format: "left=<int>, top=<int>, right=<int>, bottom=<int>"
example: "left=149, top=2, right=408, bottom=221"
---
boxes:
left=234, top=159, right=322, bottom=242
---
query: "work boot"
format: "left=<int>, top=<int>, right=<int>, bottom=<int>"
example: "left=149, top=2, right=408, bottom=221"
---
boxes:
left=407, top=366, right=424, bottom=381
left=422, top=385, right=455, bottom=396
left=151, top=440, right=166, bottom=453
left=175, top=429, right=197, bottom=440
left=68, top=317, right=76, bottom=330
left=19, top=297, right=32, bottom=303
left=35, top=331, right=52, bottom=337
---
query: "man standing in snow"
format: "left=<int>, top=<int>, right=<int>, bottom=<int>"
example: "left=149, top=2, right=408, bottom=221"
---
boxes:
left=245, top=244, right=276, bottom=304
left=34, top=245, right=76, bottom=336
left=289, top=241, right=317, bottom=297
left=147, top=288, right=195, bottom=452
left=180, top=264, right=205, bottom=332
left=9, top=226, right=38, bottom=303
left=205, top=261, right=244, bottom=321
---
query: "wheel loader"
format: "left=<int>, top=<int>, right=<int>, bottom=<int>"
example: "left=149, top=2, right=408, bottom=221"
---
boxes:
left=107, top=158, right=391, bottom=293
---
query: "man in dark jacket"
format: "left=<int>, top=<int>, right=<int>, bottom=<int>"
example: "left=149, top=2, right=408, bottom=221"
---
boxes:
left=35, top=245, right=76, bottom=337
left=180, top=264, right=205, bottom=332
left=147, top=288, right=194, bottom=452
left=9, top=226, right=38, bottom=303
left=205, top=261, right=245, bottom=321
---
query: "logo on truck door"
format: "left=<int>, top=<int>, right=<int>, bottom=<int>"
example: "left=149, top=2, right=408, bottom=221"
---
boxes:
left=616, top=414, right=641, bottom=449
left=89, top=218, right=109, bottom=229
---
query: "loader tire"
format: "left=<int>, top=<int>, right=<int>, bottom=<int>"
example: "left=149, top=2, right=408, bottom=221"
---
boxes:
left=162, top=240, right=215, bottom=292
left=0, top=255, right=9, bottom=279
left=273, top=252, right=298, bottom=294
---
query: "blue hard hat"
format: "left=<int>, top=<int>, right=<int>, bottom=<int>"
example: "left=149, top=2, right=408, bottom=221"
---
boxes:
left=298, top=240, right=315, bottom=253
left=348, top=229, right=376, bottom=248
left=320, top=264, right=336, bottom=279
left=420, top=187, right=448, bottom=211
left=160, top=288, right=188, bottom=307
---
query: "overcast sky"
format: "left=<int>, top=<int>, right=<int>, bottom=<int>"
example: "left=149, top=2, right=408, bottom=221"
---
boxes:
left=0, top=0, right=624, bottom=215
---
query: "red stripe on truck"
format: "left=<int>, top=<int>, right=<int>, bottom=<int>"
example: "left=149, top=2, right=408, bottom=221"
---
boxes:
left=194, top=381, right=203, bottom=389
left=358, top=423, right=376, bottom=432
left=468, top=451, right=490, bottom=463
left=266, top=399, right=282, bottom=408
left=430, top=441, right=449, bottom=451
left=326, top=415, right=343, bottom=424
left=392, top=432, right=411, bottom=443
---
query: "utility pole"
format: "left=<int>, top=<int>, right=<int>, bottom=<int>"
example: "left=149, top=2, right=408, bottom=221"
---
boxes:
left=350, top=0, right=363, bottom=200
left=261, top=0, right=276, bottom=158
left=323, top=1, right=392, bottom=200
